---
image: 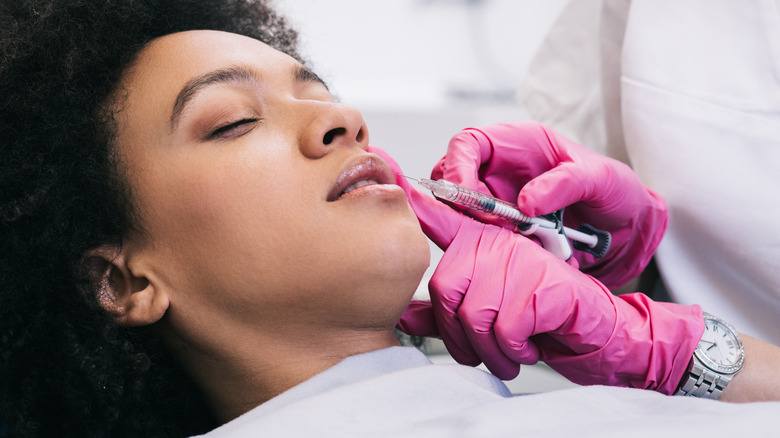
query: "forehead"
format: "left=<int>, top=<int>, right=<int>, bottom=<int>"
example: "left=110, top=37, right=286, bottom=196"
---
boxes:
left=134, top=29, right=296, bottom=83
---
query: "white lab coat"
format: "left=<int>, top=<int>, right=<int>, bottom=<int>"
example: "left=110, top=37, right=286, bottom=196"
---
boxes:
left=520, top=0, right=780, bottom=345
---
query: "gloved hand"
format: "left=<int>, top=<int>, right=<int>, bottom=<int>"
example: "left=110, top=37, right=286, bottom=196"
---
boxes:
left=432, top=121, right=667, bottom=289
left=370, top=145, right=702, bottom=393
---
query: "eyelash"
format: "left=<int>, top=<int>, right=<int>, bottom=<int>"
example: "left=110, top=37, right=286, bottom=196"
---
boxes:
left=210, top=118, right=260, bottom=139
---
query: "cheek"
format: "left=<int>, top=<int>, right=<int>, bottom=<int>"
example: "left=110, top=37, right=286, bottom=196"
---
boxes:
left=130, top=142, right=431, bottom=327
left=133, top=147, right=318, bottom=281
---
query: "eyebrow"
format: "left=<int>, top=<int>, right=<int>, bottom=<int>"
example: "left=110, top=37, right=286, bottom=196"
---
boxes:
left=294, top=65, right=328, bottom=90
left=169, top=64, right=328, bottom=131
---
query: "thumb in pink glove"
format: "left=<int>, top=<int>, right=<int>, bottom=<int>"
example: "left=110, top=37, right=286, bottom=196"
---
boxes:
left=433, top=121, right=667, bottom=290
left=370, top=145, right=702, bottom=393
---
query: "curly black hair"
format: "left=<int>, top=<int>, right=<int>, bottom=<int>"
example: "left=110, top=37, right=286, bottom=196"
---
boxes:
left=0, top=1, right=300, bottom=436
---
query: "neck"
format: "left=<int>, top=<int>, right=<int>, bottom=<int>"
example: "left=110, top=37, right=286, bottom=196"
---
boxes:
left=169, top=326, right=401, bottom=423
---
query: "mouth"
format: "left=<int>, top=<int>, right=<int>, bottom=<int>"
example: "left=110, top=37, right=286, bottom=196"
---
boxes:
left=327, top=153, right=397, bottom=202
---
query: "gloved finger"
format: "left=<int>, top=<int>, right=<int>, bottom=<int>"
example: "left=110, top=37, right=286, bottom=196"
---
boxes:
left=463, top=326, right=520, bottom=380
left=401, top=177, right=469, bottom=252
left=438, top=128, right=493, bottom=191
left=457, top=230, right=523, bottom=379
left=430, top=155, right=446, bottom=181
left=396, top=300, right=439, bottom=337
left=426, top=234, right=485, bottom=367
left=494, top=245, right=584, bottom=364
left=431, top=156, right=494, bottom=204
left=515, top=162, right=597, bottom=217
left=432, top=155, right=522, bottom=231
left=369, top=145, right=465, bottom=251
left=493, top=291, right=542, bottom=365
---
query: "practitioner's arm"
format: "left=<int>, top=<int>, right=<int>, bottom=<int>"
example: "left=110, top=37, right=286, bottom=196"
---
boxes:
left=720, top=334, right=780, bottom=402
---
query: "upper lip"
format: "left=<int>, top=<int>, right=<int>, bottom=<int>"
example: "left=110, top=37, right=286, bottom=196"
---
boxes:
left=327, top=153, right=396, bottom=201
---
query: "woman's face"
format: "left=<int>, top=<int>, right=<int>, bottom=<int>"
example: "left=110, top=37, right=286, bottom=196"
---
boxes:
left=112, top=30, right=429, bottom=346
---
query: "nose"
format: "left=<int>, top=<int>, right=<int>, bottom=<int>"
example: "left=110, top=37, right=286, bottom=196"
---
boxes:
left=298, top=102, right=369, bottom=158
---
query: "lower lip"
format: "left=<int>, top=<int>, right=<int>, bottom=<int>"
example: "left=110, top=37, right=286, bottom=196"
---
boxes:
left=335, top=184, right=406, bottom=201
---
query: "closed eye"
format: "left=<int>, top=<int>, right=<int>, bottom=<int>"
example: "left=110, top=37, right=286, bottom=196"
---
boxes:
left=210, top=118, right=260, bottom=139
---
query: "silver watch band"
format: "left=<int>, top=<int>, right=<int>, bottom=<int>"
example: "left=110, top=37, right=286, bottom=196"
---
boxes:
left=675, top=359, right=733, bottom=399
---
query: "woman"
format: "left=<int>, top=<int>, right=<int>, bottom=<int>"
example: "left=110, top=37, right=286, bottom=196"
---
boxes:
left=2, top=1, right=779, bottom=437
left=1, top=0, right=331, bottom=435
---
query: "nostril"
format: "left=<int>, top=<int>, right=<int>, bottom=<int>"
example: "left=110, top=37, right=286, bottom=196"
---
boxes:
left=322, top=127, right=346, bottom=145
left=355, top=127, right=364, bottom=143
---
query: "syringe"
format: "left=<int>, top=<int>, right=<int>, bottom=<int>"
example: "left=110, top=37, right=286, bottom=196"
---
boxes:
left=407, top=177, right=610, bottom=259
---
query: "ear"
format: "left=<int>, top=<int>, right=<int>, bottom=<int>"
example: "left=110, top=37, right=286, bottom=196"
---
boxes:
left=80, top=245, right=169, bottom=327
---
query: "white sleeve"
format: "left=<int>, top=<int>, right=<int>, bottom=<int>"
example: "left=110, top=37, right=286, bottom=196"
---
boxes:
left=518, top=0, right=632, bottom=164
left=619, top=0, right=780, bottom=344
left=522, top=0, right=780, bottom=344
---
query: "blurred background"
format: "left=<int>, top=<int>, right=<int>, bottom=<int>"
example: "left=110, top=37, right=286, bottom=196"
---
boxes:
left=275, top=0, right=567, bottom=109
left=274, top=0, right=579, bottom=393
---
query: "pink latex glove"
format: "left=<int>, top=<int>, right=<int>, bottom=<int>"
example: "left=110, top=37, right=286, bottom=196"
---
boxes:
left=370, top=145, right=702, bottom=393
left=432, top=121, right=668, bottom=289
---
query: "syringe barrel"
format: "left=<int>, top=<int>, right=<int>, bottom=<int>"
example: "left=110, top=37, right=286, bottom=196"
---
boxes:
left=414, top=177, right=610, bottom=258
left=427, top=179, right=535, bottom=225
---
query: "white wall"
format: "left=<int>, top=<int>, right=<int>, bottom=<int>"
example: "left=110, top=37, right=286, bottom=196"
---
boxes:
left=274, top=0, right=567, bottom=298
left=275, top=0, right=567, bottom=111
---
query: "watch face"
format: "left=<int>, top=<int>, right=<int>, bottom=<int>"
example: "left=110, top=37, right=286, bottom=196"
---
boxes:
left=695, top=316, right=744, bottom=374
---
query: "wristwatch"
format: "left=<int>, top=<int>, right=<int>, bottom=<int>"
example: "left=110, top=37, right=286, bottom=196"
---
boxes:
left=676, top=312, right=744, bottom=399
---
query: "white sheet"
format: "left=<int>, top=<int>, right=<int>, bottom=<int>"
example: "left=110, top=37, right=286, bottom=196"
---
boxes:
left=199, top=347, right=778, bottom=437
